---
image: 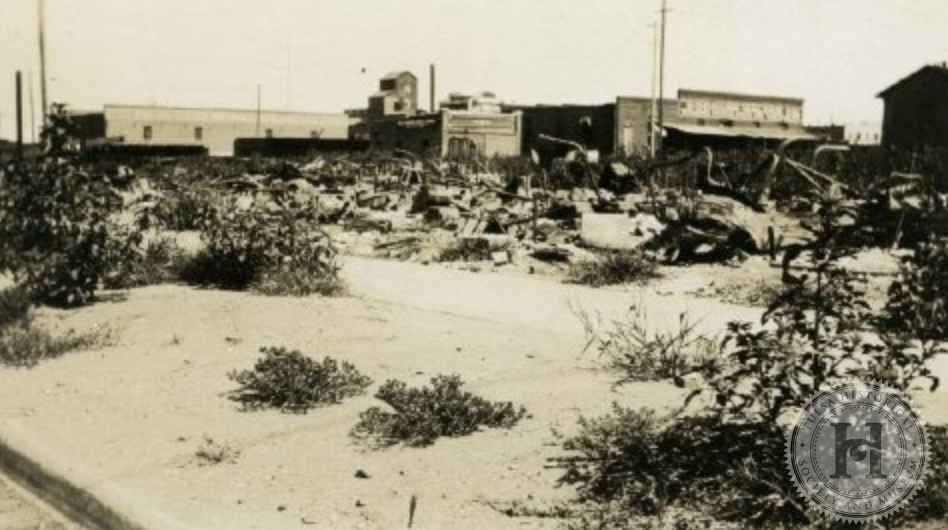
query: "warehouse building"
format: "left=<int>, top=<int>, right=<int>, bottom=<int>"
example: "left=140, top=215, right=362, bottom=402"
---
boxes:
left=100, top=105, right=351, bottom=156
left=513, top=88, right=814, bottom=159
left=878, top=64, right=948, bottom=150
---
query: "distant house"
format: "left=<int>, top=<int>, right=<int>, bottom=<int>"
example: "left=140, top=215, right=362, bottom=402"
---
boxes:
left=878, top=64, right=948, bottom=149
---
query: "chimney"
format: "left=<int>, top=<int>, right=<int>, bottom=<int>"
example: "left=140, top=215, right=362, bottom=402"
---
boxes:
left=430, top=64, right=436, bottom=113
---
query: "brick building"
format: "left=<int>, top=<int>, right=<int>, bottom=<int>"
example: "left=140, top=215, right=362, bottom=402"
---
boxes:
left=878, top=64, right=948, bottom=150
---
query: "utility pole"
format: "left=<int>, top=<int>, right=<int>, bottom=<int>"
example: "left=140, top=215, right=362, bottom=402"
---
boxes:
left=38, top=0, right=48, bottom=122
left=16, top=72, right=24, bottom=159
left=28, top=70, right=36, bottom=143
left=657, top=0, right=668, bottom=153
left=649, top=22, right=659, bottom=159
left=255, top=84, right=262, bottom=137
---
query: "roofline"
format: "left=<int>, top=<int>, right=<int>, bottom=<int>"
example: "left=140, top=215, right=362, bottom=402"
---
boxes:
left=381, top=71, right=417, bottom=80
left=678, top=88, right=804, bottom=105
left=103, top=103, right=346, bottom=117
left=877, top=64, right=948, bottom=98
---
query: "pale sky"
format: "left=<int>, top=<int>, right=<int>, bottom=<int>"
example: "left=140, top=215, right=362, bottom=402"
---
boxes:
left=0, top=0, right=945, bottom=141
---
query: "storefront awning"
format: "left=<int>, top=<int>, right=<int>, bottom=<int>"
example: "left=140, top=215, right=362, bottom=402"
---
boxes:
left=663, top=123, right=818, bottom=141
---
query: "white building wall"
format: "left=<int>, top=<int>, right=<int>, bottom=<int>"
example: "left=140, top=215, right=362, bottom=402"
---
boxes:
left=104, top=105, right=352, bottom=156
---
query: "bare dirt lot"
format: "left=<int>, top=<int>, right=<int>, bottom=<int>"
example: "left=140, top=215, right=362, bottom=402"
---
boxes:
left=1, top=257, right=945, bottom=530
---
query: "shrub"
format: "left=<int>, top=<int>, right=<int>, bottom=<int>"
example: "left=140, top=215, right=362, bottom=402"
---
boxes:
left=0, top=286, right=31, bottom=331
left=228, top=347, right=372, bottom=412
left=578, top=306, right=722, bottom=384
left=102, top=234, right=183, bottom=290
left=154, top=186, right=215, bottom=231
left=183, top=195, right=340, bottom=293
left=881, top=239, right=948, bottom=342
left=351, top=374, right=527, bottom=447
left=0, top=106, right=137, bottom=307
left=553, top=407, right=805, bottom=527
left=567, top=250, right=659, bottom=287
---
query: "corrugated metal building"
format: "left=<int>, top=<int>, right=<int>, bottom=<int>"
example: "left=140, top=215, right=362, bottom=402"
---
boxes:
left=103, top=105, right=352, bottom=156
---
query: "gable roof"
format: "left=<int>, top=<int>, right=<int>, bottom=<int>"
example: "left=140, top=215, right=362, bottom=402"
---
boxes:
left=381, top=70, right=416, bottom=81
left=878, top=64, right=948, bottom=98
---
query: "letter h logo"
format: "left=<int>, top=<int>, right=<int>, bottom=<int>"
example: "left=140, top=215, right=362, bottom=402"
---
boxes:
left=830, top=422, right=886, bottom=479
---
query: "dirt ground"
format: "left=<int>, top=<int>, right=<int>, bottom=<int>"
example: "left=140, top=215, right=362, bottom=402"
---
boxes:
left=0, top=257, right=945, bottom=530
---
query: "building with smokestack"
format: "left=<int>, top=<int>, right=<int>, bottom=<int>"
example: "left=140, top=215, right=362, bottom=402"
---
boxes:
left=352, top=70, right=521, bottom=158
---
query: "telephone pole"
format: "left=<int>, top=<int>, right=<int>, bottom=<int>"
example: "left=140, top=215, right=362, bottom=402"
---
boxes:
left=656, top=0, right=668, bottom=153
left=649, top=22, right=659, bottom=158
left=38, top=0, right=48, bottom=122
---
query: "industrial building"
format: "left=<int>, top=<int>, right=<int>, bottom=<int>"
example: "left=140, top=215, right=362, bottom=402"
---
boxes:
left=100, top=105, right=351, bottom=156
left=352, top=71, right=522, bottom=158
left=369, top=110, right=521, bottom=158
left=69, top=105, right=351, bottom=156
left=513, top=88, right=815, bottom=160
left=878, top=64, right=948, bottom=150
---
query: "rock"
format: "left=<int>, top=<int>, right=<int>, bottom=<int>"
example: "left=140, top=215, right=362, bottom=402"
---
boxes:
left=580, top=212, right=637, bottom=250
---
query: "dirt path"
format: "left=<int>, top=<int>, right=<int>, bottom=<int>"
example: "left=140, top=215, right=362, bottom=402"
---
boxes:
left=0, top=257, right=944, bottom=530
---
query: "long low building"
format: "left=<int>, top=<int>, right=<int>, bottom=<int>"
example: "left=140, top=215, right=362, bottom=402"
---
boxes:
left=78, top=105, right=353, bottom=156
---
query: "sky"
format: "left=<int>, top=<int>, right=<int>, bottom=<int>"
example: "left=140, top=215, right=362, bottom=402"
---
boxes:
left=0, top=0, right=945, bottom=141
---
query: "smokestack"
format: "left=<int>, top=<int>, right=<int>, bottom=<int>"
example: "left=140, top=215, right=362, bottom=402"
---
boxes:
left=429, top=64, right=436, bottom=113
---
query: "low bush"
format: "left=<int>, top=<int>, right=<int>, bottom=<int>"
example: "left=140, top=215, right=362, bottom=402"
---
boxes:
left=183, top=196, right=340, bottom=294
left=351, top=374, right=527, bottom=447
left=553, top=407, right=803, bottom=527
left=578, top=306, right=722, bottom=384
left=103, top=234, right=183, bottom=290
left=251, top=267, right=348, bottom=297
left=154, top=186, right=215, bottom=231
left=228, top=347, right=372, bottom=412
left=567, top=250, right=660, bottom=287
left=0, top=286, right=31, bottom=331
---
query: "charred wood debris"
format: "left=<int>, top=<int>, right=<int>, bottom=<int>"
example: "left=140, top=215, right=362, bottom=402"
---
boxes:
left=123, top=137, right=948, bottom=272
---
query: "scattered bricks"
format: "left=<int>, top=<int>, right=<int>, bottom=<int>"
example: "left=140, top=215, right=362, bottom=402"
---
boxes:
left=579, top=212, right=637, bottom=250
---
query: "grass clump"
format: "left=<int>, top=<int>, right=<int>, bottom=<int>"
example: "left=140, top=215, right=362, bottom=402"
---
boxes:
left=567, top=249, right=659, bottom=287
left=0, top=286, right=31, bottom=330
left=578, top=305, right=722, bottom=384
left=437, top=238, right=492, bottom=262
left=228, top=346, right=372, bottom=412
left=352, top=374, right=527, bottom=447
left=251, top=268, right=348, bottom=297
left=194, top=435, right=240, bottom=466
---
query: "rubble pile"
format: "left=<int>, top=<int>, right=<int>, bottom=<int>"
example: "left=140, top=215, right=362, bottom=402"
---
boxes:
left=129, top=142, right=946, bottom=279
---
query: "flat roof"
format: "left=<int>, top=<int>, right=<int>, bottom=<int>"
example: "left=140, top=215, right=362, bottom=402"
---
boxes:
left=103, top=104, right=344, bottom=117
left=679, top=88, right=804, bottom=105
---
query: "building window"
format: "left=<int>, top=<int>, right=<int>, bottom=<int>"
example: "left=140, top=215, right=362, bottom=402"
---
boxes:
left=393, top=102, right=404, bottom=112
left=310, top=130, right=321, bottom=138
left=194, top=126, right=203, bottom=141
left=265, top=128, right=273, bottom=138
left=143, top=125, right=152, bottom=141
